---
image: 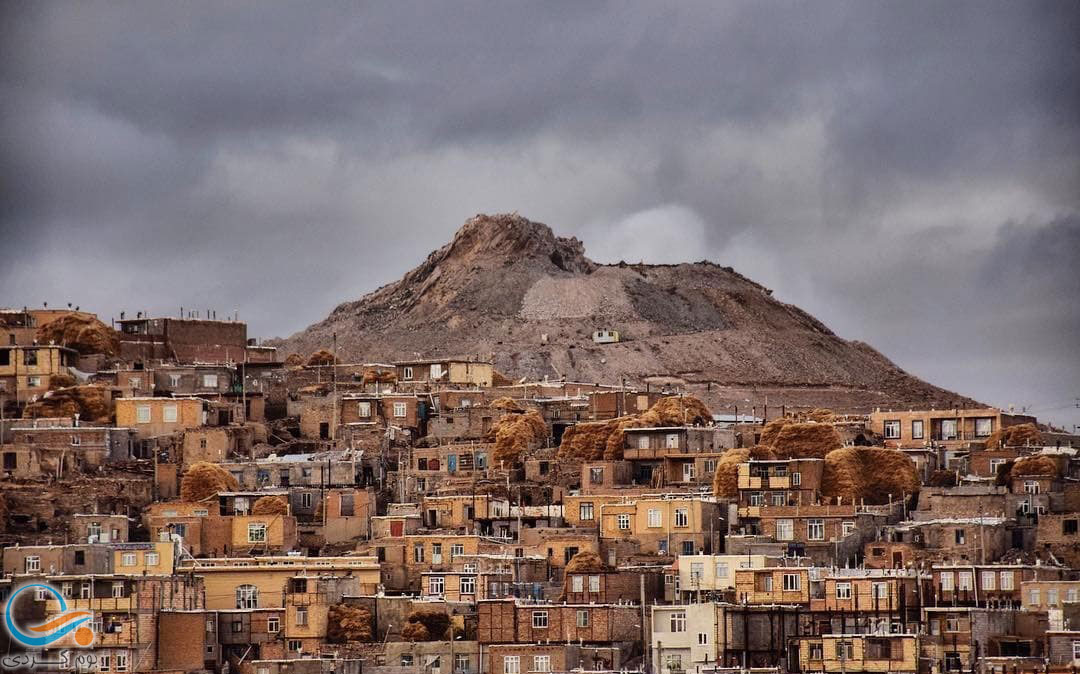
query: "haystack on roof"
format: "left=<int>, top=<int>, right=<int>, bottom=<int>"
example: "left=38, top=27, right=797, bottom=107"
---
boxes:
left=492, top=409, right=547, bottom=467
left=284, top=353, right=304, bottom=368
left=565, top=550, right=609, bottom=574
left=557, top=395, right=713, bottom=462
left=180, top=461, right=240, bottom=502
left=771, top=422, right=843, bottom=459
left=638, top=396, right=712, bottom=426
left=327, top=603, right=373, bottom=643
left=36, top=313, right=119, bottom=356
left=490, top=397, right=525, bottom=413
left=22, top=385, right=112, bottom=424
left=821, top=447, right=920, bottom=505
left=362, top=368, right=397, bottom=385
left=805, top=408, right=835, bottom=423
left=759, top=417, right=791, bottom=447
left=712, top=446, right=776, bottom=498
left=252, top=494, right=289, bottom=515
left=557, top=418, right=621, bottom=462
left=1011, top=454, right=1061, bottom=477
left=307, top=349, right=336, bottom=366
left=985, top=423, right=1042, bottom=448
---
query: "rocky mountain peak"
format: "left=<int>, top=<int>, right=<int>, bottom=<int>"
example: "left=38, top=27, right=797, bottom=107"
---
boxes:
left=441, top=213, right=594, bottom=274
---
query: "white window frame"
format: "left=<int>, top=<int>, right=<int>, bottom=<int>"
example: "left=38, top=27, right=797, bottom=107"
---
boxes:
left=403, top=366, right=414, bottom=380
left=776, top=519, right=794, bottom=541
left=357, top=401, right=371, bottom=417
left=589, top=575, right=600, bottom=592
left=503, top=656, right=520, bottom=674
left=202, top=374, right=218, bottom=388
left=163, top=405, right=178, bottom=423
left=648, top=509, right=662, bottom=528
left=940, top=572, right=954, bottom=591
left=533, top=656, right=550, bottom=673
left=783, top=573, right=801, bottom=591
left=532, top=610, right=548, bottom=628
left=617, top=513, right=630, bottom=530
left=429, top=576, right=445, bottom=596
left=136, top=405, right=151, bottom=423
left=460, top=576, right=476, bottom=595
left=674, top=508, right=689, bottom=527
left=807, top=519, right=825, bottom=541
left=665, top=433, right=679, bottom=449
left=836, top=582, right=852, bottom=599
left=25, top=556, right=40, bottom=572
left=393, top=402, right=407, bottom=418
left=236, top=585, right=259, bottom=609
left=572, top=575, right=584, bottom=592
left=883, top=420, right=901, bottom=439
left=267, top=616, right=279, bottom=633
left=669, top=610, right=687, bottom=633
left=247, top=523, right=268, bottom=543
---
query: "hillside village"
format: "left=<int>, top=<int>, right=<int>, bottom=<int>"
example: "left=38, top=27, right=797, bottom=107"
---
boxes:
left=2, top=302, right=1079, bottom=674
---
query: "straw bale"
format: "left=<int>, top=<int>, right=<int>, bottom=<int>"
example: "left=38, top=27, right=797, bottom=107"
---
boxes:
left=284, top=353, right=305, bottom=368
left=492, top=409, right=547, bottom=466
left=22, top=385, right=112, bottom=424
left=48, top=373, right=77, bottom=389
left=36, top=313, right=119, bottom=356
left=565, top=550, right=609, bottom=573
left=771, top=422, right=842, bottom=459
left=557, top=395, right=712, bottom=462
left=637, top=395, right=712, bottom=426
left=401, top=622, right=430, bottom=642
left=1011, top=454, right=1061, bottom=477
left=180, top=461, right=240, bottom=502
left=362, top=368, right=397, bottom=385
left=927, top=470, right=957, bottom=487
left=404, top=609, right=450, bottom=641
left=307, top=349, right=336, bottom=366
left=759, top=417, right=791, bottom=447
left=712, top=446, right=776, bottom=498
left=252, top=494, right=289, bottom=515
left=985, top=423, right=1042, bottom=448
left=805, top=408, right=835, bottom=423
left=821, top=447, right=920, bottom=505
left=490, top=397, right=524, bottom=413
left=327, top=604, right=373, bottom=643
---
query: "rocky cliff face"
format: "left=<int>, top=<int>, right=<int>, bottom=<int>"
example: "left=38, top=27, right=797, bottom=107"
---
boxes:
left=277, top=213, right=976, bottom=412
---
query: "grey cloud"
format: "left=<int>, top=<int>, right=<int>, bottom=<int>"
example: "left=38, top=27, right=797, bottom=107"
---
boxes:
left=1, top=1, right=1078, bottom=427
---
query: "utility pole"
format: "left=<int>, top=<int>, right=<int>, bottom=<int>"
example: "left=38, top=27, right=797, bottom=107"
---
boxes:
left=331, top=332, right=338, bottom=443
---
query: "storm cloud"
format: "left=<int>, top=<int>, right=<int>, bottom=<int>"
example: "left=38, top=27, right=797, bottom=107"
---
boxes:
left=1, top=2, right=1078, bottom=427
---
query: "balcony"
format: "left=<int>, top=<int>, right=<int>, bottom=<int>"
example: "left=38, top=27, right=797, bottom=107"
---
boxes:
left=46, top=597, right=133, bottom=612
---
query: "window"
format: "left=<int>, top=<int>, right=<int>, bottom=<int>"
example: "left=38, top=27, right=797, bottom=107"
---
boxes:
left=791, top=471, right=801, bottom=486
left=393, top=402, right=407, bottom=418
left=648, top=509, right=662, bottom=527
left=665, top=654, right=682, bottom=672
left=809, top=643, right=824, bottom=660
left=1024, top=480, right=1040, bottom=494
left=456, top=654, right=470, bottom=674
left=27, top=376, right=42, bottom=388
left=690, top=561, right=704, bottom=580
left=572, top=575, right=584, bottom=592
left=403, top=366, right=414, bottom=380
left=129, top=376, right=141, bottom=389
left=248, top=523, right=267, bottom=543
left=776, top=519, right=794, bottom=541
left=940, top=572, right=954, bottom=591
left=715, top=561, right=729, bottom=579
left=232, top=620, right=243, bottom=634
left=669, top=610, right=687, bottom=632
left=771, top=492, right=785, bottom=506
left=872, top=582, right=888, bottom=599
left=958, top=572, right=973, bottom=591
left=62, top=583, right=72, bottom=598
left=115, top=653, right=128, bottom=672
left=974, top=418, right=993, bottom=437
left=451, top=543, right=465, bottom=558
left=296, top=608, right=308, bottom=626
left=666, top=433, right=679, bottom=448
left=236, top=585, right=259, bottom=609
left=80, top=582, right=91, bottom=599
left=71, top=435, right=81, bottom=446
left=23, top=350, right=37, bottom=366
left=99, top=655, right=111, bottom=671
left=912, top=419, right=925, bottom=439
left=430, top=364, right=444, bottom=379
left=25, top=556, right=40, bottom=572
left=432, top=543, right=443, bottom=563
left=674, top=508, right=688, bottom=527
left=837, top=641, right=854, bottom=660
left=532, top=611, right=548, bottom=628
left=1048, top=589, right=1060, bottom=606
left=589, top=575, right=600, bottom=592
left=460, top=576, right=476, bottom=594
left=267, top=616, right=279, bottom=633
left=1028, top=588, right=1040, bottom=605
left=750, top=492, right=764, bottom=506
left=414, top=545, right=425, bottom=562
left=503, top=656, right=520, bottom=674
left=637, top=435, right=650, bottom=449
left=202, top=374, right=218, bottom=388
left=169, top=374, right=182, bottom=387
left=783, top=573, right=801, bottom=591
left=807, top=519, right=825, bottom=541
left=954, top=529, right=966, bottom=545
left=704, top=458, right=717, bottom=473
left=836, top=582, right=852, bottom=599
left=945, top=616, right=960, bottom=632
left=590, top=467, right=604, bottom=484
left=163, top=405, right=178, bottom=423
left=357, top=401, right=371, bottom=417
left=842, top=521, right=856, bottom=536
left=571, top=609, right=588, bottom=627
left=1065, top=520, right=1079, bottom=535
left=289, top=640, right=302, bottom=653
left=696, top=632, right=710, bottom=645
left=941, top=419, right=958, bottom=440
left=989, top=458, right=1006, bottom=474
left=617, top=513, right=630, bottom=530
left=883, top=420, right=901, bottom=439
left=429, top=576, right=445, bottom=595
left=682, top=462, right=696, bottom=481
left=1000, top=571, right=1014, bottom=590
left=136, top=405, right=151, bottom=423
left=1069, top=588, right=1078, bottom=603
left=122, top=552, right=136, bottom=566
left=579, top=502, right=594, bottom=520
left=533, top=656, right=551, bottom=673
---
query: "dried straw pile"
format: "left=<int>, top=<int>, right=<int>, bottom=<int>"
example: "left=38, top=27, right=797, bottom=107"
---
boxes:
left=22, top=385, right=112, bottom=424
left=252, top=495, right=289, bottom=515
left=771, top=422, right=843, bottom=459
left=805, top=408, right=835, bottom=423
left=492, top=409, right=547, bottom=466
left=307, top=349, right=336, bottom=366
left=36, top=313, right=119, bottom=356
left=327, top=604, right=374, bottom=643
left=490, top=397, right=524, bottom=413
left=1011, top=454, right=1061, bottom=477
left=362, top=368, right=397, bottom=385
left=985, top=423, right=1042, bottom=448
left=712, top=446, right=776, bottom=498
left=48, top=373, right=77, bottom=389
left=821, top=448, right=920, bottom=505
left=927, top=470, right=957, bottom=487
left=402, top=609, right=450, bottom=641
left=565, top=550, right=609, bottom=573
left=759, top=417, right=791, bottom=447
left=180, top=461, right=240, bottom=502
left=557, top=395, right=713, bottom=462
left=284, top=353, right=305, bottom=368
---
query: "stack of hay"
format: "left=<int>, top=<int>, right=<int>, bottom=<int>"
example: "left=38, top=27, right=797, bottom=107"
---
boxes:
left=284, top=353, right=305, bottom=368
left=180, top=462, right=240, bottom=502
left=712, top=446, right=776, bottom=498
left=491, top=409, right=547, bottom=466
left=401, top=608, right=450, bottom=642
left=252, top=494, right=289, bottom=515
left=556, top=395, right=713, bottom=463
left=985, top=423, right=1042, bottom=448
left=327, top=604, right=373, bottom=643
left=22, top=385, right=112, bottom=424
left=307, top=349, right=336, bottom=366
left=821, top=447, right=921, bottom=505
left=36, top=313, right=119, bottom=356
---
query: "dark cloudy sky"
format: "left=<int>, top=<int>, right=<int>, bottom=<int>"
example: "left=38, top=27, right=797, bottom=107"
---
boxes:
left=2, top=2, right=1078, bottom=428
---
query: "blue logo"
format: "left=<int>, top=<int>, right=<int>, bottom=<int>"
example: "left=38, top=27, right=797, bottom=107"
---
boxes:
left=4, top=584, right=94, bottom=648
